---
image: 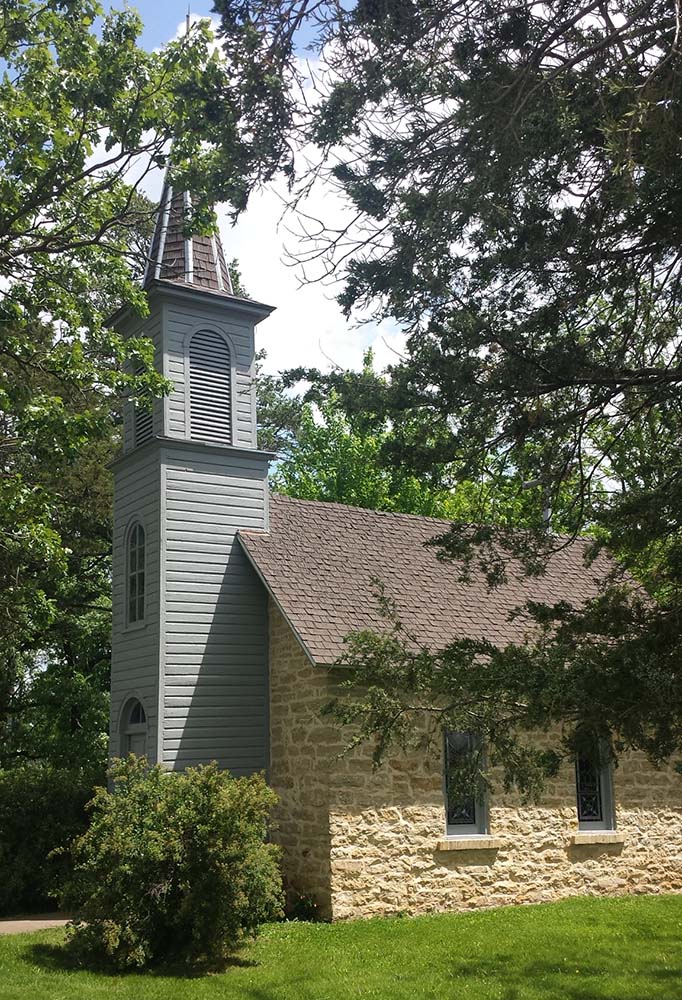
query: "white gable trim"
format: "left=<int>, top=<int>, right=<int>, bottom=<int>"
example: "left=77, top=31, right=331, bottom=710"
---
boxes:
left=153, top=185, right=173, bottom=281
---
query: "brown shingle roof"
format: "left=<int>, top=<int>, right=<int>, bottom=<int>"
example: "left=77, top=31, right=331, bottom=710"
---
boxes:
left=144, top=181, right=234, bottom=294
left=237, top=494, right=612, bottom=665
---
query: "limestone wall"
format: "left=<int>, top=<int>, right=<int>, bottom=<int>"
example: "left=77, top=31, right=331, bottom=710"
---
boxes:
left=268, top=600, right=335, bottom=917
left=268, top=599, right=682, bottom=920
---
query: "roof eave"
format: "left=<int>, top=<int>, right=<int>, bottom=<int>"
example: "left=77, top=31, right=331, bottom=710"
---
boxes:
left=110, top=435, right=276, bottom=472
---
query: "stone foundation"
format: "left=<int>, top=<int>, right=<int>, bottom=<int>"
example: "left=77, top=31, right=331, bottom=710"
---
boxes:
left=268, top=599, right=682, bottom=920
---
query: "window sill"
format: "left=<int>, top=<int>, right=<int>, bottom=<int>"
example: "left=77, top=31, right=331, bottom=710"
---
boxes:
left=437, top=836, right=504, bottom=852
left=569, top=832, right=625, bottom=846
left=123, top=619, right=148, bottom=634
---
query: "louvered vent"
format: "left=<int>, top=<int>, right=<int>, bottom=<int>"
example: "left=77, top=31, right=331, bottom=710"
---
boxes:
left=134, top=405, right=153, bottom=447
left=189, top=330, right=232, bottom=443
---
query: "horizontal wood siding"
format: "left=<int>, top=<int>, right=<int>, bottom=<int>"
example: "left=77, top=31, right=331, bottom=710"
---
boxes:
left=161, top=445, right=269, bottom=774
left=164, top=300, right=257, bottom=447
left=110, top=448, right=161, bottom=762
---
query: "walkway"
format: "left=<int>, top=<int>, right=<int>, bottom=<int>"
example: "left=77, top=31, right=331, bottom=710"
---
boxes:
left=0, top=914, right=70, bottom=935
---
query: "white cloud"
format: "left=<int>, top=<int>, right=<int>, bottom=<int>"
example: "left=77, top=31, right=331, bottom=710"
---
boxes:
left=167, top=15, right=404, bottom=379
left=221, top=183, right=404, bottom=377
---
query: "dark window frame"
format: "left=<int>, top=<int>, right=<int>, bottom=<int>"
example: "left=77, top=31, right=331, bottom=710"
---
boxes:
left=443, top=730, right=488, bottom=837
left=575, top=744, right=615, bottom=831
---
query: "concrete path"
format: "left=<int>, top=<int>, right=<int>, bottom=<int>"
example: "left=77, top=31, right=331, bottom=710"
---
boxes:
left=0, top=913, right=70, bottom=935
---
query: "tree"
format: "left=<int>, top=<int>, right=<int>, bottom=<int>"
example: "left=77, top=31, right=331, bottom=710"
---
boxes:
left=256, top=355, right=306, bottom=457
left=0, top=187, right=158, bottom=770
left=274, top=352, right=579, bottom=524
left=212, top=1, right=682, bottom=792
left=0, top=1, right=269, bottom=769
left=0, top=411, right=124, bottom=770
left=273, top=394, right=456, bottom=514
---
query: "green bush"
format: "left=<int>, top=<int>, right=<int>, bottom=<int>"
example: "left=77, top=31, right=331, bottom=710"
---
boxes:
left=0, top=763, right=102, bottom=916
left=61, top=756, right=284, bottom=970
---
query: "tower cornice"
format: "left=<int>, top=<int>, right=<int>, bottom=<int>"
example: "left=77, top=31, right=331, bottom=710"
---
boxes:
left=106, top=278, right=275, bottom=330
left=110, top=434, right=276, bottom=472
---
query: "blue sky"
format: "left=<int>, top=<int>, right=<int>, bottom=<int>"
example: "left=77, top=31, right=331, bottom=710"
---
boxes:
left=110, top=2, right=214, bottom=49
left=106, top=2, right=317, bottom=52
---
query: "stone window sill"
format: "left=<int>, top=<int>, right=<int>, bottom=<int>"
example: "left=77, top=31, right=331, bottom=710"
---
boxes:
left=569, top=831, right=625, bottom=846
left=437, top=836, right=504, bottom=852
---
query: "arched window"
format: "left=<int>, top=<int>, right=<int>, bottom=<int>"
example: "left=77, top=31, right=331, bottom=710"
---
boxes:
left=127, top=522, right=145, bottom=624
left=188, top=330, right=232, bottom=443
left=121, top=698, right=147, bottom=757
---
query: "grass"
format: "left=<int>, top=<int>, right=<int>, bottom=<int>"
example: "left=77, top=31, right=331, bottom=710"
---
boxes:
left=1, top=895, right=682, bottom=1000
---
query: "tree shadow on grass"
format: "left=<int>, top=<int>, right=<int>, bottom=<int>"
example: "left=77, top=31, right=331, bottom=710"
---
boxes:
left=448, top=955, right=682, bottom=1000
left=27, top=940, right=258, bottom=979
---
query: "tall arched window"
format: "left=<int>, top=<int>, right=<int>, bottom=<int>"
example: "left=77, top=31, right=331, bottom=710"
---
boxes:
left=127, top=522, right=145, bottom=624
left=121, top=698, right=147, bottom=757
left=188, top=330, right=232, bottom=443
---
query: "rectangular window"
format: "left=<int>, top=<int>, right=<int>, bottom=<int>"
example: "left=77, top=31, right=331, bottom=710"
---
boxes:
left=575, top=745, right=615, bottom=831
left=444, top=731, right=488, bottom=837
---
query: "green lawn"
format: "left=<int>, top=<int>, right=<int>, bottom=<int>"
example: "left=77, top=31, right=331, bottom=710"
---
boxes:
left=1, top=895, right=681, bottom=1000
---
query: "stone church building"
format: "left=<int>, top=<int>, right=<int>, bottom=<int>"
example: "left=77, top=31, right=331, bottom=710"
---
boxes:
left=109, top=179, right=682, bottom=920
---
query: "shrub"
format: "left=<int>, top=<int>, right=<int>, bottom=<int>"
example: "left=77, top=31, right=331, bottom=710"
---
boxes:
left=286, top=891, right=322, bottom=922
left=61, top=756, right=284, bottom=969
left=0, top=763, right=102, bottom=916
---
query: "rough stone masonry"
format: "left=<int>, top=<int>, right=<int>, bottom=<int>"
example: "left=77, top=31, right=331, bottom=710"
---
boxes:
left=268, top=601, right=682, bottom=920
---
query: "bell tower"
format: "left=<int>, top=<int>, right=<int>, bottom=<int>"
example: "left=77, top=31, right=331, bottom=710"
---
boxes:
left=109, top=179, right=274, bottom=773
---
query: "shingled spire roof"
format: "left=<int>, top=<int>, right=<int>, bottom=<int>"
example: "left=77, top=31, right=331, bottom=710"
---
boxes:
left=143, top=178, right=234, bottom=294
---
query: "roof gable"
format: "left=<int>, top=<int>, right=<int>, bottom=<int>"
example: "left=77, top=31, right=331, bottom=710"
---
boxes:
left=238, top=495, right=612, bottom=665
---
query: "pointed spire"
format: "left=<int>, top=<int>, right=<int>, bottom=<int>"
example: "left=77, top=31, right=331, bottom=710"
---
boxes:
left=143, top=178, right=235, bottom=295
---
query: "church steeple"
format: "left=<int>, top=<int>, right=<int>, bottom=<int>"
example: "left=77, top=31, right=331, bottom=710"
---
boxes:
left=143, top=179, right=234, bottom=294
left=109, top=175, right=274, bottom=777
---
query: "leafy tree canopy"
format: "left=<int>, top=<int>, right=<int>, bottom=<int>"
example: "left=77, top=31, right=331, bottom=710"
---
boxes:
left=274, top=351, right=583, bottom=529
left=213, top=0, right=682, bottom=793
left=0, top=1, right=266, bottom=768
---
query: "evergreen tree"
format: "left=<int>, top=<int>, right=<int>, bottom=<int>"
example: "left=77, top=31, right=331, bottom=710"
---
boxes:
left=212, top=0, right=682, bottom=791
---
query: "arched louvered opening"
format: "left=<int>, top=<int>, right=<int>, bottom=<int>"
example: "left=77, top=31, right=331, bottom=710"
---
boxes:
left=189, top=330, right=232, bottom=443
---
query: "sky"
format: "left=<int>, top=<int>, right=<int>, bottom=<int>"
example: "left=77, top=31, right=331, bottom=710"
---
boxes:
left=103, top=3, right=405, bottom=377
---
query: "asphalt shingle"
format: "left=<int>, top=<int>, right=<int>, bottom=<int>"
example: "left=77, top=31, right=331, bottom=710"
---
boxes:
left=238, top=494, right=613, bottom=665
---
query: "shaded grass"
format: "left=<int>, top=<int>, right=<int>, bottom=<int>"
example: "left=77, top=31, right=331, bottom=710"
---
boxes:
left=1, top=894, right=682, bottom=999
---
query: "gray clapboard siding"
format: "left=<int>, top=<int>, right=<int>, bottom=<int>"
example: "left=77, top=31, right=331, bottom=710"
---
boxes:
left=109, top=446, right=161, bottom=762
left=111, top=271, right=273, bottom=779
left=159, top=444, right=269, bottom=774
